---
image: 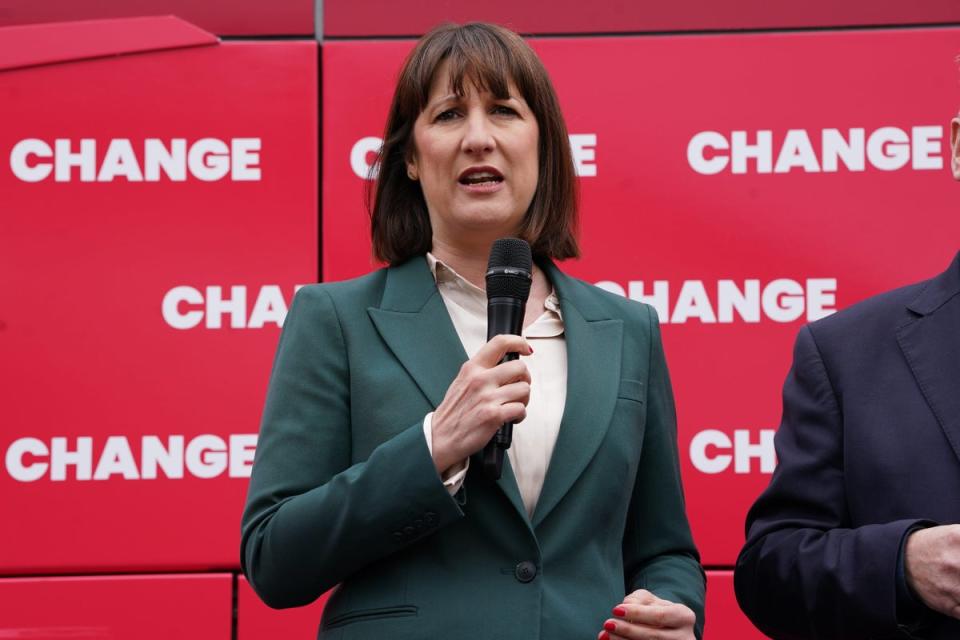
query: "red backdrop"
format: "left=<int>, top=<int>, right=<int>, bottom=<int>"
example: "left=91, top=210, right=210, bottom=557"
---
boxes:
left=322, top=30, right=960, bottom=566
left=4, top=9, right=960, bottom=640
left=1, top=18, right=318, bottom=574
left=0, top=1, right=314, bottom=36
left=325, top=1, right=960, bottom=37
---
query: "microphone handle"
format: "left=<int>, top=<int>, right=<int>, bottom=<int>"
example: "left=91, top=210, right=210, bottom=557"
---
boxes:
left=482, top=297, right=526, bottom=480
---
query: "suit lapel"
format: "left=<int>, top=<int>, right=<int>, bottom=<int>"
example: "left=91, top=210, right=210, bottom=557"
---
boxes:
left=367, top=258, right=467, bottom=408
left=478, top=450, right=528, bottom=523
left=896, top=252, right=960, bottom=466
left=367, top=257, right=529, bottom=521
left=532, top=264, right=623, bottom=528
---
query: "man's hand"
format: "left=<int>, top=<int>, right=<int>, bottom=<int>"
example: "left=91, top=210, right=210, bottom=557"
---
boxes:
left=905, top=524, right=960, bottom=620
left=598, top=589, right=696, bottom=640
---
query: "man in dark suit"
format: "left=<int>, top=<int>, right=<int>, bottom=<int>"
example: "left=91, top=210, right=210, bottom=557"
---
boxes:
left=734, top=117, right=960, bottom=639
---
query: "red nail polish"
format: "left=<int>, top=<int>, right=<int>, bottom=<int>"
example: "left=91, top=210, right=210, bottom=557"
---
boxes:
left=612, top=606, right=627, bottom=617
left=599, top=632, right=610, bottom=640
left=604, top=621, right=617, bottom=632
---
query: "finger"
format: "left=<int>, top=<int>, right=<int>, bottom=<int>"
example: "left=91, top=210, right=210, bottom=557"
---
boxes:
left=498, top=401, right=527, bottom=425
left=623, top=589, right=659, bottom=606
left=473, top=334, right=532, bottom=368
left=494, top=380, right=531, bottom=407
left=603, top=620, right=687, bottom=640
left=615, top=602, right=695, bottom=629
left=488, top=360, right=531, bottom=386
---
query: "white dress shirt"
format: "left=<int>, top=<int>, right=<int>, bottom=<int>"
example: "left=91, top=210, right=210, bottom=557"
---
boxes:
left=422, top=253, right=567, bottom=517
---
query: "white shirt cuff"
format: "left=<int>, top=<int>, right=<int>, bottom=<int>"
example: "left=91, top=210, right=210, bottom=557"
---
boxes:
left=423, top=412, right=468, bottom=495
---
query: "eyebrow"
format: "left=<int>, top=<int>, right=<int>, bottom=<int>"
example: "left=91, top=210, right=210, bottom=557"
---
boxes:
left=428, top=93, right=521, bottom=108
left=428, top=94, right=458, bottom=107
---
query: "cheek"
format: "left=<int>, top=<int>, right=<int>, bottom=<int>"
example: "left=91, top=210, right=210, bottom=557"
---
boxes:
left=520, top=126, right=539, bottom=177
left=521, top=137, right=540, bottom=193
left=413, top=140, right=451, bottom=201
left=415, top=135, right=454, bottom=175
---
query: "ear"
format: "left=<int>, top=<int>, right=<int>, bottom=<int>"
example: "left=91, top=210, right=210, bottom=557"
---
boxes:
left=951, top=117, right=960, bottom=180
left=406, top=151, right=419, bottom=181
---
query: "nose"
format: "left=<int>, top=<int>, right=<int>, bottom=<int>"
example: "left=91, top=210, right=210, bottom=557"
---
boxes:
left=461, top=110, right=495, bottom=155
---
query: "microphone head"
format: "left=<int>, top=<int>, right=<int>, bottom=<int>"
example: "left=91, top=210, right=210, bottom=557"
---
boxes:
left=486, top=238, right=533, bottom=301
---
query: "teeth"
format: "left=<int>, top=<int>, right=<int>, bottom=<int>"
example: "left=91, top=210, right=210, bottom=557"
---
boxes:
left=461, top=171, right=502, bottom=184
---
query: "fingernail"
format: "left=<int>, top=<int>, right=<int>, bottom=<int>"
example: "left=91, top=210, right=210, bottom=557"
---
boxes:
left=528, top=345, right=534, bottom=354
left=599, top=632, right=610, bottom=640
left=612, top=606, right=626, bottom=617
left=604, top=621, right=617, bottom=632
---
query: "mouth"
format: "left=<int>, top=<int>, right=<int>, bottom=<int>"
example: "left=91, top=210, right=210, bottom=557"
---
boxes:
left=458, top=166, right=504, bottom=187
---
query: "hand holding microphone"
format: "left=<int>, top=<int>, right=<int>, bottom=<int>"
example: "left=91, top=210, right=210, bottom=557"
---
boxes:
left=430, top=239, right=534, bottom=480
left=430, top=334, right=532, bottom=475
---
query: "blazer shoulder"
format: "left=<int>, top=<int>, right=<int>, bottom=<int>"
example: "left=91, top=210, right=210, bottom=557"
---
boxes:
left=556, top=270, right=654, bottom=326
left=806, top=278, right=928, bottom=349
left=293, top=268, right=389, bottom=312
left=798, top=278, right=933, bottom=390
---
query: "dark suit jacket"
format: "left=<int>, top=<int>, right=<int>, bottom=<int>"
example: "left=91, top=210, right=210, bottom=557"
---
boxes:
left=735, top=252, right=960, bottom=639
left=240, top=256, right=705, bottom=639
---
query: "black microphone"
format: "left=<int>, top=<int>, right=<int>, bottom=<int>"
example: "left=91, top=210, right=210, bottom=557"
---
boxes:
left=481, top=238, right=533, bottom=480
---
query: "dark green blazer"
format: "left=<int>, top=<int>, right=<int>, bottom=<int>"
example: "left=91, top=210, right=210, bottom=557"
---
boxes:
left=241, top=256, right=705, bottom=639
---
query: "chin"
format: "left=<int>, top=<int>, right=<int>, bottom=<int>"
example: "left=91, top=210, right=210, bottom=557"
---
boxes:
left=456, top=201, right=519, bottom=225
left=460, top=212, right=522, bottom=236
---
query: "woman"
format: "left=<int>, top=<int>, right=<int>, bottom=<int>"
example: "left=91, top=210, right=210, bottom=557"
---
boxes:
left=241, top=22, right=705, bottom=640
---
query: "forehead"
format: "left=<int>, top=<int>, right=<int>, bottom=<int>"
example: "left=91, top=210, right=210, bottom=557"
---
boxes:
left=424, top=57, right=519, bottom=103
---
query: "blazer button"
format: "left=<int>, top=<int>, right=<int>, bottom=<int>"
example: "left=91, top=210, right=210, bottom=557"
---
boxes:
left=515, top=561, right=537, bottom=583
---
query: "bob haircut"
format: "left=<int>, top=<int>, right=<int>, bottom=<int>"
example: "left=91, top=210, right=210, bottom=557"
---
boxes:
left=369, top=22, right=580, bottom=264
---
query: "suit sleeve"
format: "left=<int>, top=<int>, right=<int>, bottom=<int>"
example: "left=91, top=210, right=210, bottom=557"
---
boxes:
left=734, top=325, right=928, bottom=639
left=240, top=286, right=464, bottom=609
left=622, top=304, right=707, bottom=638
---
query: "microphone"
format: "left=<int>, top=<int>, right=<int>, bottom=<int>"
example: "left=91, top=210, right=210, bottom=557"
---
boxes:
left=481, top=238, right=533, bottom=480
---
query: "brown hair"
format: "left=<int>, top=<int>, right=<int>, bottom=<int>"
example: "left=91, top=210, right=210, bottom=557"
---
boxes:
left=369, top=22, right=580, bottom=264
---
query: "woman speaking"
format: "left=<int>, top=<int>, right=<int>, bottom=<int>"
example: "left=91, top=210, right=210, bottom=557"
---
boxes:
left=241, top=22, right=705, bottom=640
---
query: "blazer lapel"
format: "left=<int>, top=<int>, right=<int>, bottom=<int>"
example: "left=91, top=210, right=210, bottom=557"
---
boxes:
left=367, top=257, right=529, bottom=521
left=474, top=450, right=529, bottom=524
left=532, top=263, right=623, bottom=528
left=896, top=252, right=960, bottom=466
left=367, top=257, right=467, bottom=409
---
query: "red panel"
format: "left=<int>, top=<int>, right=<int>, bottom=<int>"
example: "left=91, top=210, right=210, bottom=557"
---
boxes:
left=322, top=31, right=960, bottom=565
left=1, top=41, right=317, bottom=573
left=704, top=571, right=767, bottom=638
left=0, top=0, right=313, bottom=37
left=0, top=16, right=217, bottom=72
left=237, top=576, right=329, bottom=639
left=0, top=574, right=232, bottom=638
left=324, top=0, right=960, bottom=37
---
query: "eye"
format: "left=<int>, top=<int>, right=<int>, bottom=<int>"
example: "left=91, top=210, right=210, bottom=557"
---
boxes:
left=434, top=109, right=460, bottom=122
left=492, top=105, right=518, bottom=116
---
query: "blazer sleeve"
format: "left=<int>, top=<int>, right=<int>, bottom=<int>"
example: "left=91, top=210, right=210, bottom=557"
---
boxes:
left=622, top=304, right=707, bottom=638
left=734, top=325, right=928, bottom=639
left=240, top=285, right=465, bottom=609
